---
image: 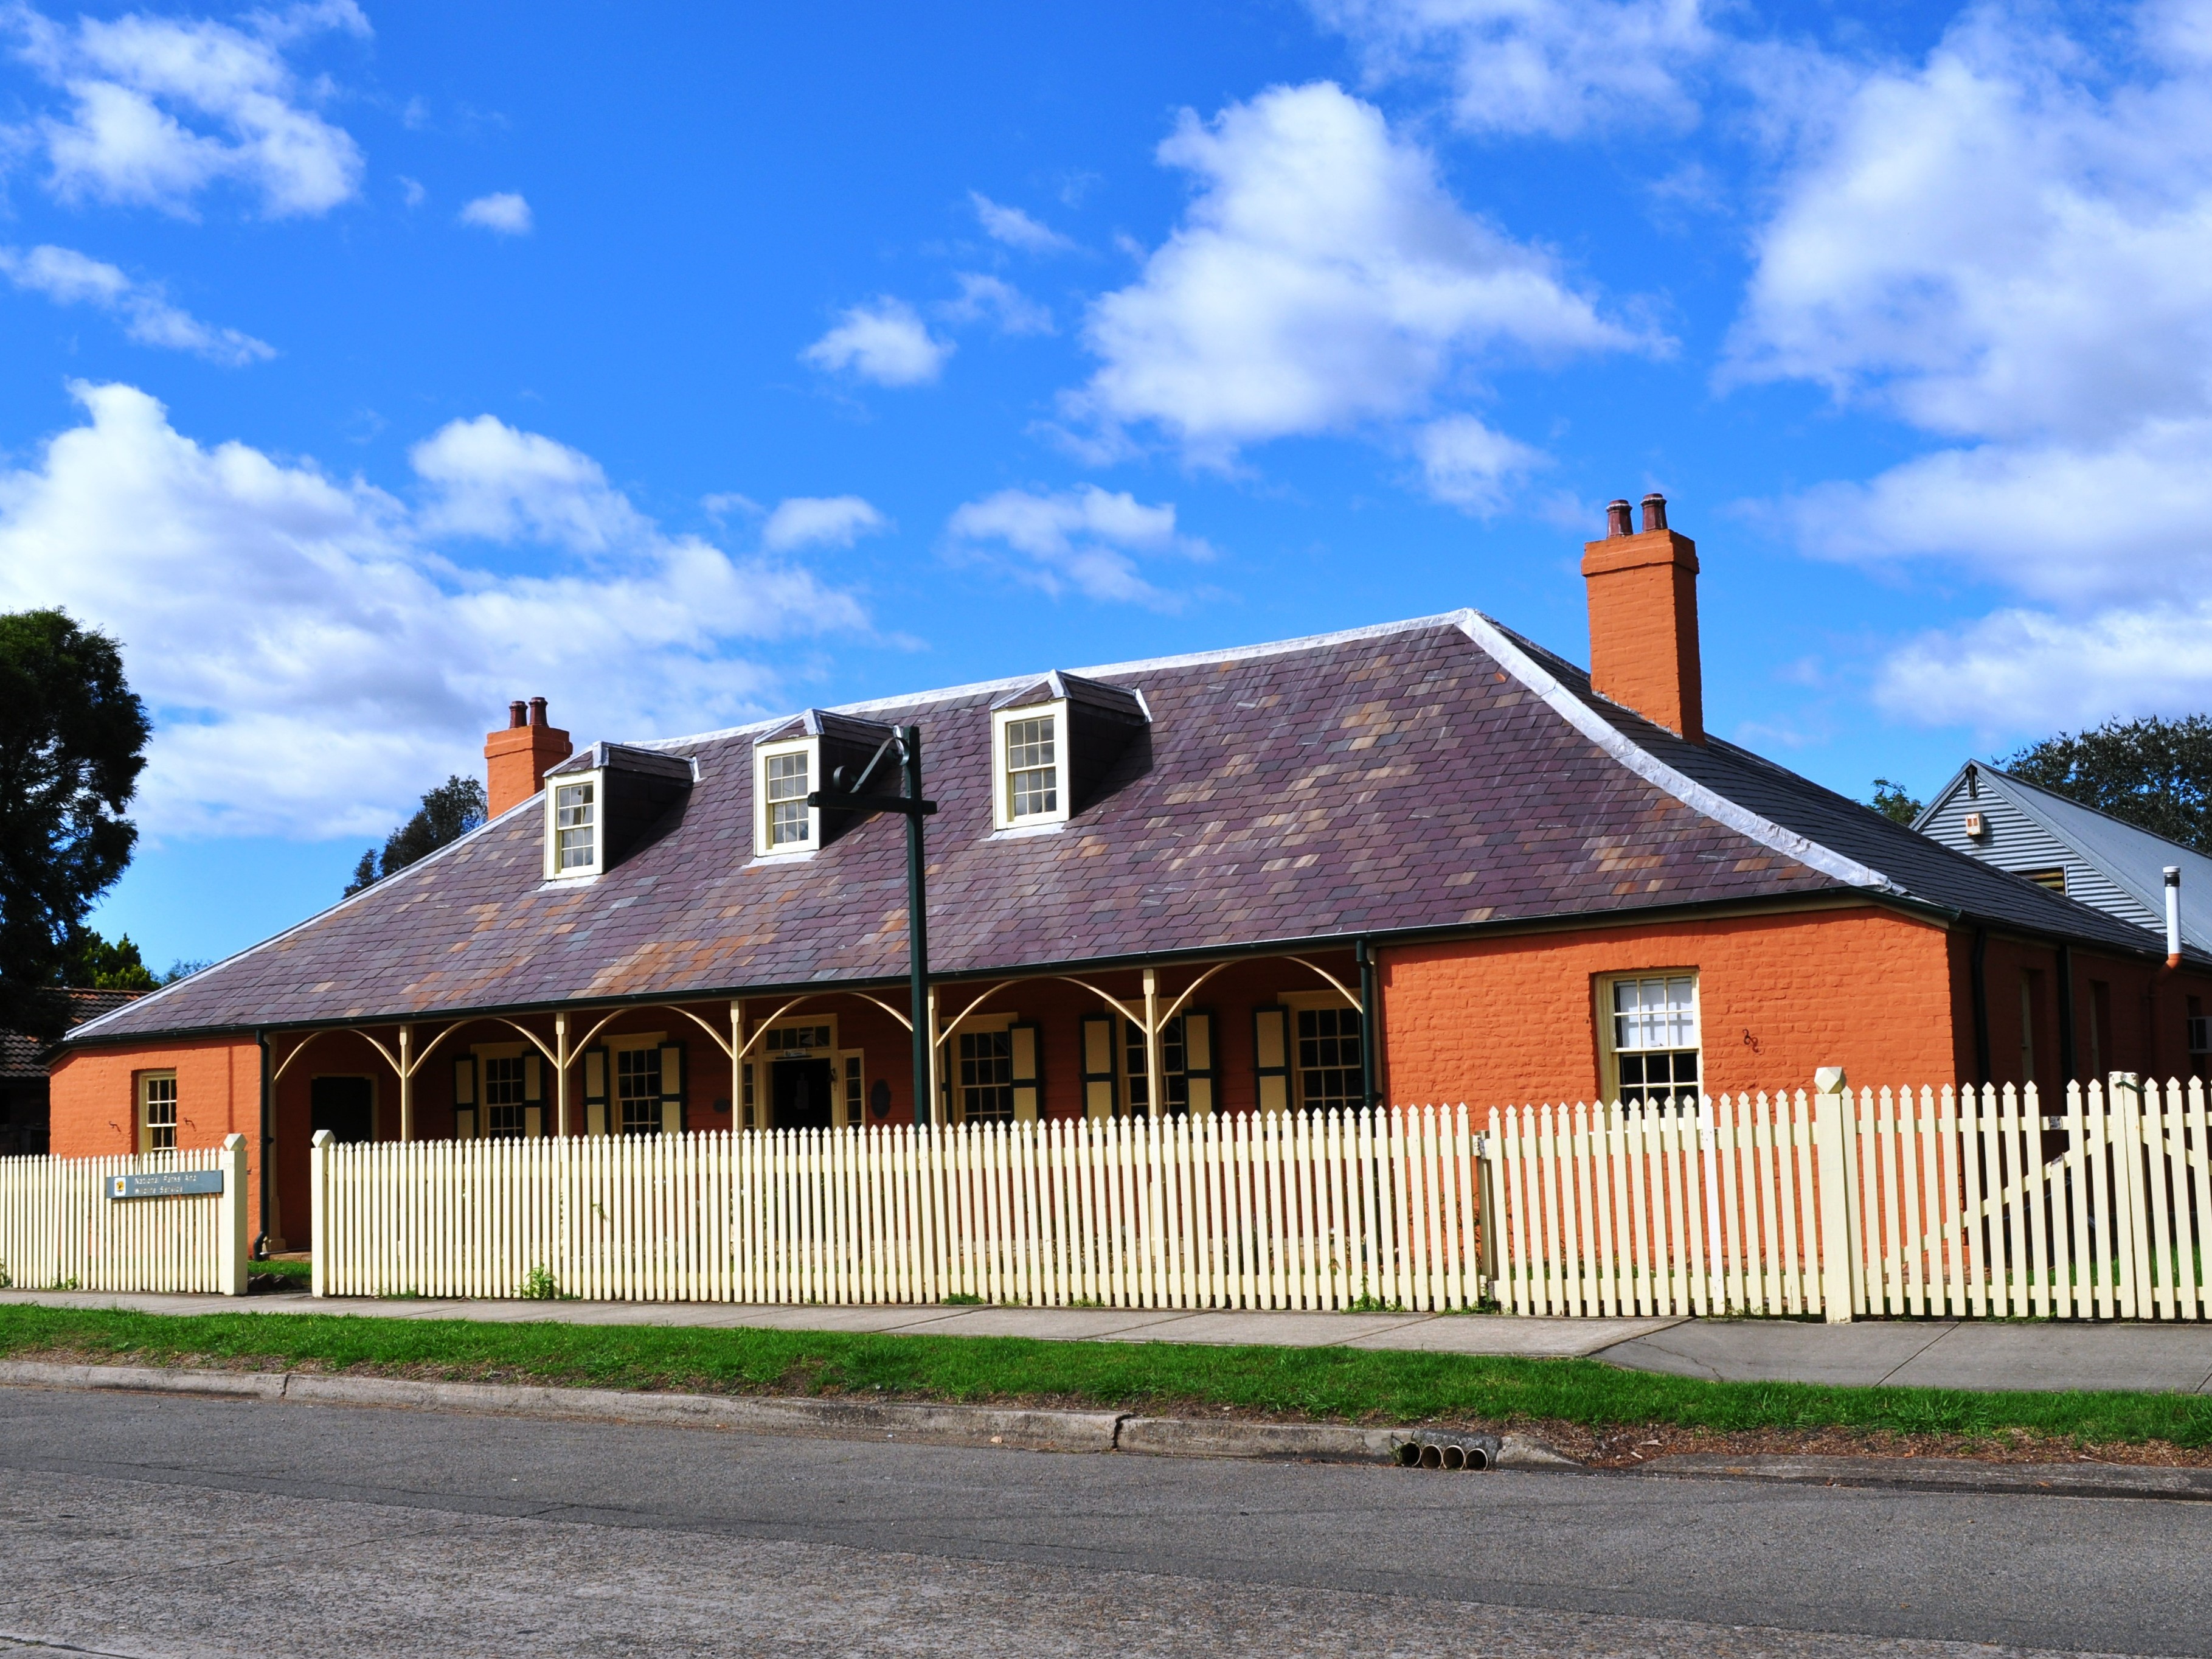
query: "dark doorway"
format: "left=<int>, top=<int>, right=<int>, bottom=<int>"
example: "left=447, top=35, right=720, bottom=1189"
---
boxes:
left=311, top=1076, right=373, bottom=1143
left=772, top=1058, right=836, bottom=1130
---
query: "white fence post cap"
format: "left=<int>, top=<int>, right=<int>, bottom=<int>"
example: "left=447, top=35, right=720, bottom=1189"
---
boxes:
left=1814, top=1066, right=1846, bottom=1093
left=310, top=1129, right=335, bottom=1147
left=223, top=1132, right=246, bottom=1150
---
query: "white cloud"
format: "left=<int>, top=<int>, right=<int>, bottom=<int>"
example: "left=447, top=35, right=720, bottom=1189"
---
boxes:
left=0, top=383, right=867, bottom=838
left=1309, top=0, right=1716, bottom=137
left=941, top=272, right=1053, bottom=336
left=458, top=190, right=531, bottom=234
left=1877, top=603, right=2212, bottom=734
left=0, top=243, right=272, bottom=364
left=1725, top=9, right=2212, bottom=728
left=7, top=1, right=367, bottom=217
left=945, top=485, right=1210, bottom=607
left=409, top=415, right=645, bottom=554
left=1068, top=82, right=1645, bottom=464
left=398, top=174, right=424, bottom=207
left=802, top=296, right=954, bottom=386
left=969, top=190, right=1076, bottom=252
left=1412, top=412, right=1547, bottom=512
left=761, top=495, right=889, bottom=552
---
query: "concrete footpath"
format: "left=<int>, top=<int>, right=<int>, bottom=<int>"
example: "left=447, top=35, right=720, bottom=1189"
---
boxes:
left=5, top=1288, right=2212, bottom=1393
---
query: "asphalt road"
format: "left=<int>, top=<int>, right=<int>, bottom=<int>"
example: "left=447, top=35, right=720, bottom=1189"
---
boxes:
left=0, top=1386, right=2203, bottom=1658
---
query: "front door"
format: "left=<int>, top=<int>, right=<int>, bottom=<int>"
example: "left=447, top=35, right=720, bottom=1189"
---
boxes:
left=311, top=1076, right=373, bottom=1143
left=772, top=1057, right=836, bottom=1130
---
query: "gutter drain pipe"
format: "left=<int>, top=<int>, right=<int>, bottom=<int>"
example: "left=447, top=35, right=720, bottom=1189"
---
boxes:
left=2165, top=866, right=2183, bottom=970
left=254, top=1028, right=272, bottom=1261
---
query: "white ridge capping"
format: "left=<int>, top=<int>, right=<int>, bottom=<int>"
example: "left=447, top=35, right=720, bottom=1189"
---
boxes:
left=1450, top=609, right=1899, bottom=895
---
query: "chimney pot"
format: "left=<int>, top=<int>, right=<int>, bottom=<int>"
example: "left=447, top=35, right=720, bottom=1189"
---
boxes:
left=1641, top=493, right=1668, bottom=533
left=1606, top=499, right=1634, bottom=538
left=485, top=698, right=573, bottom=818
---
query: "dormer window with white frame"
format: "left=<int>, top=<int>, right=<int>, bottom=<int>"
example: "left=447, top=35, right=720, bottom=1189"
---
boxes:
left=988, top=672, right=1148, bottom=835
left=545, top=770, right=603, bottom=878
left=994, top=705, right=1067, bottom=829
left=753, top=736, right=819, bottom=858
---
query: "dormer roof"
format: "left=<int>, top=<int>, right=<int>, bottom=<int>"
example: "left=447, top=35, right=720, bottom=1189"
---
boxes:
left=990, top=671, right=1148, bottom=722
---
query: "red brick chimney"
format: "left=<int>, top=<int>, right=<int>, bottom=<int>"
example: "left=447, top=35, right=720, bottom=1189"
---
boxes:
left=1581, top=493, right=1704, bottom=743
left=484, top=697, right=573, bottom=817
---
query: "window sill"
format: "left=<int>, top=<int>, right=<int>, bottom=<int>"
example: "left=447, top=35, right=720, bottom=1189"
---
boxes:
left=746, top=848, right=820, bottom=868
left=990, top=821, right=1068, bottom=841
left=539, top=871, right=603, bottom=890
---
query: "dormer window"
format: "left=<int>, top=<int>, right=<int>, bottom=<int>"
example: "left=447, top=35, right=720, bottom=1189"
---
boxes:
left=989, top=672, right=1148, bottom=833
left=547, top=772, right=603, bottom=878
left=751, top=709, right=901, bottom=860
left=754, top=736, right=819, bottom=857
left=1005, top=715, right=1058, bottom=819
left=543, top=742, right=692, bottom=880
left=766, top=750, right=811, bottom=847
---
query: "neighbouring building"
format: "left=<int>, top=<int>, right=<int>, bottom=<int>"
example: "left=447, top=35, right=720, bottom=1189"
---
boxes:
left=1916, top=761, right=2212, bottom=1076
left=2, top=990, right=144, bottom=1157
left=49, top=497, right=2212, bottom=1250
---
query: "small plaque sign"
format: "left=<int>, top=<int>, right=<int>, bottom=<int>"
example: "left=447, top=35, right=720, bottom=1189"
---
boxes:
left=109, top=1169, right=225, bottom=1200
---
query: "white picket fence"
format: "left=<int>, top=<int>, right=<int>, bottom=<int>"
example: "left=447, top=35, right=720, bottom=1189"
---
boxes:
left=311, top=1107, right=1485, bottom=1309
left=0, top=1136, right=249, bottom=1296
left=1486, top=1075, right=2212, bottom=1321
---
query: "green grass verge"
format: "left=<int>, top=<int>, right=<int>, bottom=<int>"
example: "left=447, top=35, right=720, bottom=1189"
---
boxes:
left=250, top=1259, right=312, bottom=1282
left=1, top=1304, right=2207, bottom=1446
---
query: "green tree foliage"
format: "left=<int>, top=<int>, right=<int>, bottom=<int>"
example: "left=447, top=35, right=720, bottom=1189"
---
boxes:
left=1870, top=779, right=1923, bottom=826
left=345, top=774, right=488, bottom=895
left=2002, top=715, right=2212, bottom=854
left=0, top=611, right=150, bottom=1039
left=59, top=926, right=157, bottom=992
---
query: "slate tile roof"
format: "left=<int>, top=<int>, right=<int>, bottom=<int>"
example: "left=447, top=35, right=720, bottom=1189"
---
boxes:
left=71, top=611, right=2196, bottom=1046
left=4, top=990, right=145, bottom=1076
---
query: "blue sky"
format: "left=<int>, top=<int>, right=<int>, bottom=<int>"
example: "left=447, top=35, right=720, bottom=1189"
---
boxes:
left=3, top=0, right=2206, bottom=971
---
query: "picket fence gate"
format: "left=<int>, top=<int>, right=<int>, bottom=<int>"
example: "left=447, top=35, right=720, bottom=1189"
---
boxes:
left=0, top=1136, right=249, bottom=1296
left=311, top=1106, right=1484, bottom=1309
left=1486, top=1075, right=2212, bottom=1321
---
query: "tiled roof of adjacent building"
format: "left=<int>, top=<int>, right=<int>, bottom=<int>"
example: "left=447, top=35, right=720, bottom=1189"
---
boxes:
left=69, top=611, right=2197, bottom=1046
left=4, top=989, right=147, bottom=1075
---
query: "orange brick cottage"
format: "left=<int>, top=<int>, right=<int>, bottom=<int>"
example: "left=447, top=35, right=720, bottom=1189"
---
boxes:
left=49, top=497, right=2211, bottom=1253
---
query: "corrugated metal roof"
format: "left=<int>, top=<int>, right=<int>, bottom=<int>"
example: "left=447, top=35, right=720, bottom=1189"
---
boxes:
left=69, top=611, right=2195, bottom=1047
left=1916, top=763, right=2212, bottom=951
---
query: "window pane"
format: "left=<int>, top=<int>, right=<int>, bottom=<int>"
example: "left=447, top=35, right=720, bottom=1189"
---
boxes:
left=144, top=1076, right=178, bottom=1150
left=617, top=1048, right=662, bottom=1135
left=959, top=1030, right=1014, bottom=1124
left=484, top=1055, right=526, bottom=1135
left=1612, top=974, right=1700, bottom=1110
left=555, top=781, right=595, bottom=869
left=1293, top=1008, right=1363, bottom=1111
left=1005, top=717, right=1058, bottom=818
left=765, top=751, right=810, bottom=846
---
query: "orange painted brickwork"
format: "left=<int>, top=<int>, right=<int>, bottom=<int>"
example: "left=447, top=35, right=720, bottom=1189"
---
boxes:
left=48, top=1037, right=269, bottom=1238
left=1381, top=905, right=1960, bottom=1105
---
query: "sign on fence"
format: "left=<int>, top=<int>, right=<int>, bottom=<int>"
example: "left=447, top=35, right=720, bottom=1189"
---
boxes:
left=1, top=1135, right=249, bottom=1296
left=108, top=1169, right=227, bottom=1200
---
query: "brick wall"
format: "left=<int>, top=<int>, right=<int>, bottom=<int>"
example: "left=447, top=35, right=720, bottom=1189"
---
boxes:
left=49, top=1037, right=269, bottom=1239
left=1379, top=905, right=1960, bottom=1105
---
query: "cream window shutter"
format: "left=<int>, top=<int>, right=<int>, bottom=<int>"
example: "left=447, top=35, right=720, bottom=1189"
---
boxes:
left=1010, top=1023, right=1042, bottom=1122
left=1253, top=1007, right=1290, bottom=1115
left=1182, top=1010, right=1216, bottom=1116
left=1080, top=1015, right=1117, bottom=1119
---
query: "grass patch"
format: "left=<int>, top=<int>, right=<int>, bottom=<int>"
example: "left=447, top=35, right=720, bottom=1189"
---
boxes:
left=1, top=1304, right=2208, bottom=1453
left=251, top=1259, right=311, bottom=1282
